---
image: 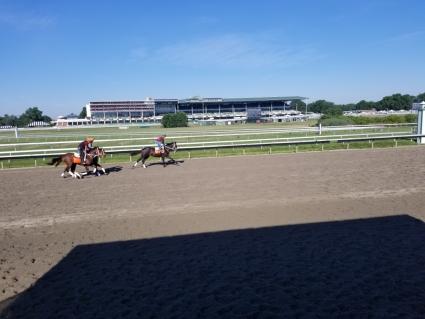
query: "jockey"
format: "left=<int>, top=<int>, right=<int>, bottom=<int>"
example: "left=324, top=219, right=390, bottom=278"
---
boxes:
left=78, top=137, right=95, bottom=164
left=154, top=134, right=166, bottom=153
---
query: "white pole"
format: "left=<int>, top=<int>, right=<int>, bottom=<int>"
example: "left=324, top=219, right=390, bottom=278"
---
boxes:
left=413, top=101, right=425, bottom=144
left=15, top=127, right=18, bottom=138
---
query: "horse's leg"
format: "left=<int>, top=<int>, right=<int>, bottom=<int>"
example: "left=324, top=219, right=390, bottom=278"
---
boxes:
left=165, top=153, right=176, bottom=164
left=93, top=164, right=102, bottom=176
left=69, top=163, right=77, bottom=178
left=74, top=171, right=82, bottom=179
left=162, top=154, right=166, bottom=168
left=61, top=166, right=67, bottom=178
left=62, top=161, right=74, bottom=177
left=133, top=155, right=142, bottom=168
left=141, top=154, right=148, bottom=168
left=98, top=164, right=106, bottom=174
left=72, top=163, right=81, bottom=179
left=69, top=166, right=76, bottom=178
left=82, top=165, right=90, bottom=176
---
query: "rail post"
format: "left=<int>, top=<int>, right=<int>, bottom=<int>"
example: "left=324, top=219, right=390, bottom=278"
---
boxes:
left=1, top=161, right=3, bottom=169
left=413, top=101, right=425, bottom=144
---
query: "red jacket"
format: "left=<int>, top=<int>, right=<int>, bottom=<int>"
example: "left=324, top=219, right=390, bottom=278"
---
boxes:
left=79, top=141, right=91, bottom=151
left=155, top=136, right=165, bottom=143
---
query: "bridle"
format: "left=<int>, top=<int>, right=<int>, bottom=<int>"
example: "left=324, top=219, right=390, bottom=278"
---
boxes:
left=88, top=147, right=105, bottom=160
left=164, top=142, right=177, bottom=153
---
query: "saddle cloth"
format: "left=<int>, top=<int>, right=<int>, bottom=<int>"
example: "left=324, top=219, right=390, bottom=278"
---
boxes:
left=73, top=157, right=81, bottom=164
left=154, top=147, right=162, bottom=155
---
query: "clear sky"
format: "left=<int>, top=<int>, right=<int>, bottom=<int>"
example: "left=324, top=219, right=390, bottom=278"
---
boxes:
left=0, top=0, right=424, bottom=117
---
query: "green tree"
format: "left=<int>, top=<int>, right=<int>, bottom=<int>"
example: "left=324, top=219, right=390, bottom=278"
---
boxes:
left=308, top=100, right=344, bottom=116
left=376, top=94, right=414, bottom=111
left=79, top=106, right=87, bottom=118
left=161, top=112, right=188, bottom=128
left=42, top=115, right=52, bottom=123
left=0, top=114, right=18, bottom=126
left=324, top=105, right=343, bottom=116
left=18, top=107, right=51, bottom=127
left=355, top=100, right=376, bottom=110
left=339, top=103, right=356, bottom=112
left=415, top=92, right=425, bottom=102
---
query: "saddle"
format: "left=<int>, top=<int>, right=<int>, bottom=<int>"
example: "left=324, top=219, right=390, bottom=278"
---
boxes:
left=154, top=147, right=163, bottom=155
left=73, top=156, right=81, bottom=164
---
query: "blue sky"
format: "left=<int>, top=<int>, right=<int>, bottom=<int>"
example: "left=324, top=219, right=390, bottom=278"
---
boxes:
left=0, top=0, right=424, bottom=117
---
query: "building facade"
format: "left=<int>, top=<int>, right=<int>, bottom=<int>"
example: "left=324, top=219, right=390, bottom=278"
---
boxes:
left=84, top=96, right=307, bottom=124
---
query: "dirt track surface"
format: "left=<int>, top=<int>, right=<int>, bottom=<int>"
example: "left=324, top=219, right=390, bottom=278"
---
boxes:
left=1, top=147, right=425, bottom=318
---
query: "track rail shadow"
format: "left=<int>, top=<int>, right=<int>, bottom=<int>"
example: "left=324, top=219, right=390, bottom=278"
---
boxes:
left=2, top=215, right=425, bottom=318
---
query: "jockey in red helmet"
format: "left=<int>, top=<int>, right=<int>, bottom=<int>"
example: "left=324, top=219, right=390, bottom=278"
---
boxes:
left=154, top=134, right=166, bottom=154
left=78, top=137, right=95, bottom=164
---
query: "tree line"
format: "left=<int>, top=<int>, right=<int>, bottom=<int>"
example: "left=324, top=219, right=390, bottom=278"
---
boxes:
left=1, top=92, right=424, bottom=127
left=0, top=107, right=52, bottom=127
left=293, top=92, right=425, bottom=116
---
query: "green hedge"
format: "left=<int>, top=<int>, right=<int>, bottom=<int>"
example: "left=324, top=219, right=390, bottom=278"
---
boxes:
left=161, top=112, right=188, bottom=128
left=319, top=114, right=417, bottom=126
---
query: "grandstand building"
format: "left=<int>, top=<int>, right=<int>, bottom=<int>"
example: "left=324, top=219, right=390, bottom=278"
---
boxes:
left=84, top=96, right=307, bottom=124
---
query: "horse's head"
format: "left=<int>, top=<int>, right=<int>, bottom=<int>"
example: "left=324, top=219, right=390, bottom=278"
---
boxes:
left=97, top=147, right=106, bottom=158
left=91, top=146, right=106, bottom=158
left=166, top=142, right=177, bottom=153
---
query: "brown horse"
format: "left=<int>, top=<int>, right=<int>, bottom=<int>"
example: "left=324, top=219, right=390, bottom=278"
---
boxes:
left=133, top=142, right=177, bottom=168
left=48, top=147, right=106, bottom=178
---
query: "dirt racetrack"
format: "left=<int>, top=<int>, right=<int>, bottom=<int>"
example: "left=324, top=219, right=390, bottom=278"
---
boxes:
left=1, top=147, right=425, bottom=318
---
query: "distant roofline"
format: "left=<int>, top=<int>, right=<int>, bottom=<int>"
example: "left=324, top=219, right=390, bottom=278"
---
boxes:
left=89, top=96, right=307, bottom=104
left=179, top=96, right=307, bottom=103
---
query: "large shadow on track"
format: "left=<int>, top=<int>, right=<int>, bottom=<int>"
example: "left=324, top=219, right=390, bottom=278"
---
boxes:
left=137, top=159, right=185, bottom=168
left=71, top=166, right=123, bottom=179
left=2, top=215, right=425, bottom=318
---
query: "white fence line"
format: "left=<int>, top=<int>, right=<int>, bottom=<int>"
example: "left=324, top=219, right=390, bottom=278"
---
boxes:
left=0, top=131, right=415, bottom=156
left=0, top=125, right=415, bottom=148
left=0, top=133, right=421, bottom=160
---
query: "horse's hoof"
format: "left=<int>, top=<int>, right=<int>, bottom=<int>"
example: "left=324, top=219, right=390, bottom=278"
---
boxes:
left=143, top=165, right=147, bottom=168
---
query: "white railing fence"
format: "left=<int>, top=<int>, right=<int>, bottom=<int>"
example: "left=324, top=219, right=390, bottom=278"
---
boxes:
left=0, top=133, right=421, bottom=161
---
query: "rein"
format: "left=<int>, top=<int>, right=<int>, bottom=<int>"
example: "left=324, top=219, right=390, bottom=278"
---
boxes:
left=164, top=143, right=177, bottom=152
left=87, top=148, right=103, bottom=160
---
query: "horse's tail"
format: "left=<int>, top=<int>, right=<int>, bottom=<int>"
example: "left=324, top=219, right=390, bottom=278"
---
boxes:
left=48, top=156, right=62, bottom=166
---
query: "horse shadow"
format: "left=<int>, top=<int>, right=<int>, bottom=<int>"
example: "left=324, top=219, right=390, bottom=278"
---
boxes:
left=105, top=166, right=123, bottom=174
left=2, top=215, right=425, bottom=318
left=142, top=159, right=184, bottom=168
left=79, top=166, right=123, bottom=178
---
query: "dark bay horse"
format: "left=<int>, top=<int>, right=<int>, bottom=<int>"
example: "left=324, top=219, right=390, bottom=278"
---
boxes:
left=48, top=147, right=106, bottom=178
left=133, top=142, right=177, bottom=168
